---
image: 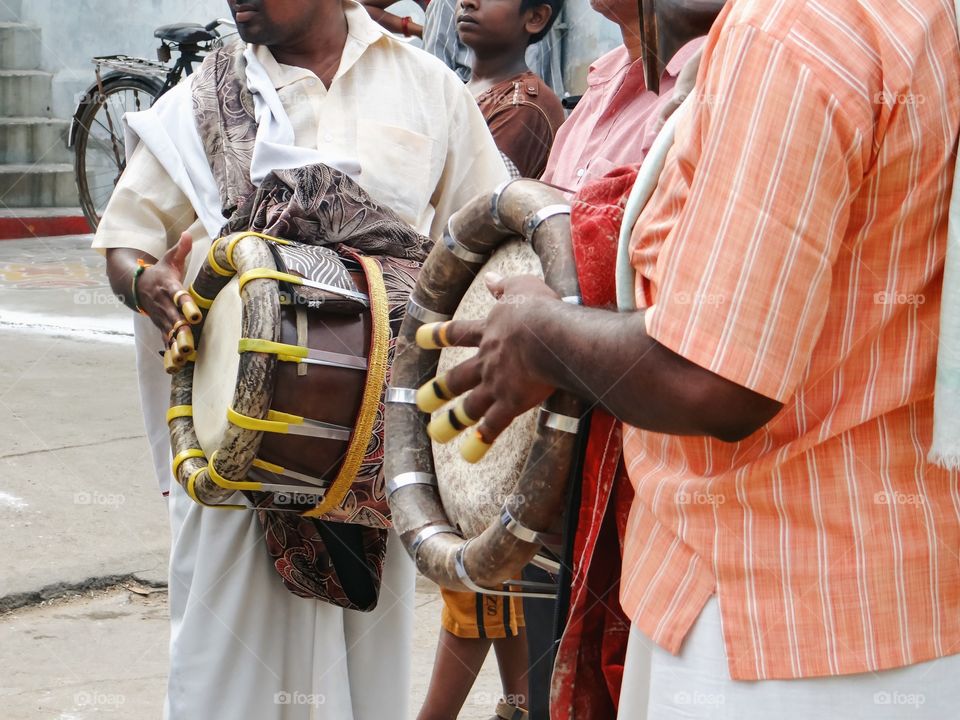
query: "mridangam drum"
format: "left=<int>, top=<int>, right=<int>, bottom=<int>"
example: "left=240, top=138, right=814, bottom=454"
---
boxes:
left=167, top=231, right=418, bottom=525
left=385, top=179, right=586, bottom=594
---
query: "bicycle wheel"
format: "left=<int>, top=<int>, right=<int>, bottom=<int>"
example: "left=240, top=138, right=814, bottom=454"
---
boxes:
left=74, top=73, right=163, bottom=230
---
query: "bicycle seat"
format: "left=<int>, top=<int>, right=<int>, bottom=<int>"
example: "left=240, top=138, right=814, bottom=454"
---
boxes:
left=154, top=23, right=217, bottom=44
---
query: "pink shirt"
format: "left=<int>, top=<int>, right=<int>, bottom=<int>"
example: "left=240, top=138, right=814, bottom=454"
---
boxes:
left=541, top=40, right=704, bottom=193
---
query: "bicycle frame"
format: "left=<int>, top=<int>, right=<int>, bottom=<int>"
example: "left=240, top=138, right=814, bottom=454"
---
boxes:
left=67, top=18, right=235, bottom=150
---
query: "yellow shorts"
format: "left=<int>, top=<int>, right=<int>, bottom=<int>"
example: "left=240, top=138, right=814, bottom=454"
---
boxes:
left=440, top=587, right=525, bottom=639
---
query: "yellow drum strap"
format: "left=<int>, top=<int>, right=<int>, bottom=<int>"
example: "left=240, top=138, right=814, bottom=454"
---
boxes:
left=188, top=284, right=213, bottom=309
left=206, top=239, right=235, bottom=277
left=303, top=255, right=389, bottom=518
left=238, top=338, right=308, bottom=363
left=186, top=467, right=206, bottom=503
left=225, top=231, right=289, bottom=268
left=206, top=451, right=263, bottom=491
left=227, top=406, right=305, bottom=434
left=237, top=268, right=303, bottom=293
left=166, top=405, right=193, bottom=423
left=252, top=457, right=286, bottom=474
left=172, top=448, right=205, bottom=478
left=186, top=466, right=245, bottom=509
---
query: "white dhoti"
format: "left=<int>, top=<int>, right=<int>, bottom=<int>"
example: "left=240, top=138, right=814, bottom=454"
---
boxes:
left=617, top=597, right=960, bottom=720
left=165, top=481, right=414, bottom=720
left=135, top=318, right=414, bottom=720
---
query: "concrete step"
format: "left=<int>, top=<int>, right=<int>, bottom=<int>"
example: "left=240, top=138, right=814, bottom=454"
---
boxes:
left=0, top=163, right=78, bottom=207
left=0, top=70, right=53, bottom=118
left=0, top=0, right=21, bottom=22
left=0, top=23, right=41, bottom=70
left=0, top=117, right=71, bottom=164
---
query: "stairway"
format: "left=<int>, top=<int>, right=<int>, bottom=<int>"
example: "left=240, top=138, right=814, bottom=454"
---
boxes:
left=0, top=0, right=86, bottom=238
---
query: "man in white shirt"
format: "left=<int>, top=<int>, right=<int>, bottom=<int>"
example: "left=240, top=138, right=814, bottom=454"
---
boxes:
left=93, top=1, right=507, bottom=718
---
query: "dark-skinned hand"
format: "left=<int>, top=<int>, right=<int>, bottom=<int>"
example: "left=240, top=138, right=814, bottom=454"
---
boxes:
left=136, top=232, right=201, bottom=372
left=423, top=272, right=562, bottom=456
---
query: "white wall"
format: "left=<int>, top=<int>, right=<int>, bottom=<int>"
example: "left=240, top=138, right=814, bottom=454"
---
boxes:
left=21, top=0, right=227, bottom=118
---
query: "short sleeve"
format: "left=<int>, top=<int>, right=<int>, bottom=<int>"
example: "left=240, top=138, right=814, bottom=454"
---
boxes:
left=636, top=24, right=864, bottom=402
left=92, top=142, right=198, bottom=258
left=485, top=103, right=554, bottom=179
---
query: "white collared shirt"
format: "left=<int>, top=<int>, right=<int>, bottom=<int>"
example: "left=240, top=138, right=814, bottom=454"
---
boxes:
left=94, top=0, right=508, bottom=281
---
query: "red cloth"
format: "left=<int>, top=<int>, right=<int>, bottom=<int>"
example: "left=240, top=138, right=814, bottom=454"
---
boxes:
left=550, top=166, right=639, bottom=720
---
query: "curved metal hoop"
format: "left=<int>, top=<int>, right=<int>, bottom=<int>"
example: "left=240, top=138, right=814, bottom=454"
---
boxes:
left=385, top=179, right=586, bottom=593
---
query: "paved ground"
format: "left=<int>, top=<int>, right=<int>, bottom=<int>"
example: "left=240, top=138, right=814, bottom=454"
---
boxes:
left=0, top=235, right=502, bottom=719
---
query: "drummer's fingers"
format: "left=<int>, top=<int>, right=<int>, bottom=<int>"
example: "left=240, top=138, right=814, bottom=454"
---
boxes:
left=483, top=271, right=505, bottom=299
left=415, top=320, right=483, bottom=349
left=427, top=391, right=491, bottom=443
left=175, top=326, right=196, bottom=355
left=415, top=357, right=481, bottom=413
left=173, top=290, right=202, bottom=324
left=459, top=401, right=515, bottom=464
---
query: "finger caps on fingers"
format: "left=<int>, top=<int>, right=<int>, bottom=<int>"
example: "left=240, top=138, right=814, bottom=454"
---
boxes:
left=415, top=321, right=452, bottom=350
left=175, top=327, right=195, bottom=354
left=461, top=429, right=492, bottom=464
left=166, top=319, right=190, bottom=345
left=427, top=397, right=478, bottom=443
left=169, top=337, right=185, bottom=363
left=416, top=374, right=454, bottom=413
left=163, top=348, right=178, bottom=374
left=174, top=290, right=203, bottom=324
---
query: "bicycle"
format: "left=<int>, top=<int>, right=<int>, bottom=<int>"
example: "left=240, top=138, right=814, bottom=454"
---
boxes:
left=69, top=19, right=236, bottom=230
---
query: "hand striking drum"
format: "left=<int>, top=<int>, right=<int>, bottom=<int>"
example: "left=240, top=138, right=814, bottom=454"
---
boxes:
left=386, top=178, right=586, bottom=594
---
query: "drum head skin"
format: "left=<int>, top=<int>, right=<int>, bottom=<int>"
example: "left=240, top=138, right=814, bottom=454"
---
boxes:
left=434, top=239, right=544, bottom=538
left=194, top=276, right=243, bottom=458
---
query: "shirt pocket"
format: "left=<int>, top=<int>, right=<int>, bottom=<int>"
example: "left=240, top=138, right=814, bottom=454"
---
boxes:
left=357, top=120, right=436, bottom=227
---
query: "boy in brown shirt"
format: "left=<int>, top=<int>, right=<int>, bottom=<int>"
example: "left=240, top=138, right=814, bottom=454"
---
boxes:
left=460, top=0, right=565, bottom=178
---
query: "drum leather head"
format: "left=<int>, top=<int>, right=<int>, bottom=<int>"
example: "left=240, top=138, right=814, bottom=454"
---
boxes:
left=434, top=240, right=544, bottom=538
left=193, top=276, right=243, bottom=458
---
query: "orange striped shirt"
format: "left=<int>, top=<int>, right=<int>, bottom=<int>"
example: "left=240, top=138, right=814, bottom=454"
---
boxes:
left=622, top=0, right=960, bottom=680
